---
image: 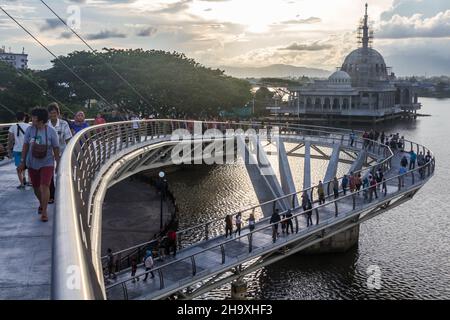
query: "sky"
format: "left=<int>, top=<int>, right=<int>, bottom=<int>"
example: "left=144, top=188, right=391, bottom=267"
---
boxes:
left=1, top=0, right=450, bottom=76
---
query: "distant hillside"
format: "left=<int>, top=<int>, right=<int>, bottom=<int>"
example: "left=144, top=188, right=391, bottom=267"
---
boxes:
left=220, top=64, right=331, bottom=79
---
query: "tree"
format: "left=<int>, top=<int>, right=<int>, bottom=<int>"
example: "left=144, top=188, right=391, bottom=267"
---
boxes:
left=0, top=62, right=48, bottom=122
left=253, top=87, right=274, bottom=115
left=40, top=49, right=252, bottom=117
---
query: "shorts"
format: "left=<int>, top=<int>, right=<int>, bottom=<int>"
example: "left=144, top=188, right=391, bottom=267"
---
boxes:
left=13, top=151, right=22, bottom=167
left=28, top=167, right=54, bottom=188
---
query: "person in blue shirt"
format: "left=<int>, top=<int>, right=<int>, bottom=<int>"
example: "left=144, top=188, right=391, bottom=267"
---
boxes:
left=409, top=150, right=417, bottom=170
left=71, top=111, right=89, bottom=135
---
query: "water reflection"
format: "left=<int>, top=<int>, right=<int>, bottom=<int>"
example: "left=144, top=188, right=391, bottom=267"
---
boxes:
left=167, top=98, right=450, bottom=299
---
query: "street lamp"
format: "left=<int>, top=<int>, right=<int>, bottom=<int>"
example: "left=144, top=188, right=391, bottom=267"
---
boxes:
left=159, top=171, right=166, bottom=230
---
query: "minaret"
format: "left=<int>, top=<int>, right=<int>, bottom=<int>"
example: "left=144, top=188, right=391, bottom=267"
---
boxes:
left=362, top=3, right=369, bottom=49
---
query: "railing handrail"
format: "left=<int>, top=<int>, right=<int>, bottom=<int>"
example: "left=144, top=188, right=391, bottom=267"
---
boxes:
left=105, top=154, right=435, bottom=291
left=99, top=129, right=392, bottom=262
left=42, top=118, right=433, bottom=299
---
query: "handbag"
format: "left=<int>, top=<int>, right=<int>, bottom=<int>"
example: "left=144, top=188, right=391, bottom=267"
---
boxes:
left=31, top=126, right=48, bottom=159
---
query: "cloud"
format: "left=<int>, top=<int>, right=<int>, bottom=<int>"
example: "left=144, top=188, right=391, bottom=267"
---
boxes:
left=381, top=0, right=450, bottom=20
left=40, top=18, right=64, bottom=32
left=60, top=31, right=74, bottom=39
left=85, top=30, right=127, bottom=40
left=136, top=26, right=157, bottom=37
left=377, top=10, right=450, bottom=39
left=279, top=41, right=332, bottom=51
left=151, top=0, right=193, bottom=14
left=280, top=17, right=322, bottom=24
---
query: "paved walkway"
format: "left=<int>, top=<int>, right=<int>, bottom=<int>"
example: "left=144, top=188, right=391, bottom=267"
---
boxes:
left=0, top=162, right=53, bottom=299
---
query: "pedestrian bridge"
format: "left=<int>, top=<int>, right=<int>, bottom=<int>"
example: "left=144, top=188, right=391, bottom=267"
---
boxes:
left=0, top=120, right=435, bottom=300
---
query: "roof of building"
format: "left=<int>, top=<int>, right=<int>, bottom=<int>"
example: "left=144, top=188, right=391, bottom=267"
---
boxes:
left=329, top=70, right=351, bottom=81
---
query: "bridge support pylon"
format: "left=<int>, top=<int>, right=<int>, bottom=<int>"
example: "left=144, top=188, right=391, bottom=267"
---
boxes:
left=301, top=217, right=360, bottom=254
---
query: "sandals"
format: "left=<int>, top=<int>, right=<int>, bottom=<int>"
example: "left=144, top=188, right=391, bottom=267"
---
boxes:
left=48, top=199, right=55, bottom=204
left=38, top=207, right=43, bottom=215
left=41, top=214, right=48, bottom=222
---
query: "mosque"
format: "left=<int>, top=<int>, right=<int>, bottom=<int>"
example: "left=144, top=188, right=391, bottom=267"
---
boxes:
left=277, top=4, right=421, bottom=122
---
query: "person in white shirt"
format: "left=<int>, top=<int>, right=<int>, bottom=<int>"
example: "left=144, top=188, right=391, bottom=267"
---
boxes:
left=47, top=103, right=73, bottom=203
left=130, top=114, right=141, bottom=143
left=7, top=112, right=31, bottom=189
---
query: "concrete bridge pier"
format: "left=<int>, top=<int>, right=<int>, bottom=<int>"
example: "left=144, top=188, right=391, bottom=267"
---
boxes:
left=231, top=279, right=247, bottom=300
left=301, top=217, right=361, bottom=254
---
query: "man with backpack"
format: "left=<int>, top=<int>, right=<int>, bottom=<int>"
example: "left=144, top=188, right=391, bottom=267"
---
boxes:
left=7, top=112, right=30, bottom=189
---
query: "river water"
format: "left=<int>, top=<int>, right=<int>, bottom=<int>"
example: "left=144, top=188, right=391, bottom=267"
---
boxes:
left=166, top=97, right=450, bottom=300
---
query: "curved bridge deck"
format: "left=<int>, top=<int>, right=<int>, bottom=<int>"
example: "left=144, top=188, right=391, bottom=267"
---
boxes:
left=0, top=121, right=435, bottom=300
left=105, top=148, right=433, bottom=300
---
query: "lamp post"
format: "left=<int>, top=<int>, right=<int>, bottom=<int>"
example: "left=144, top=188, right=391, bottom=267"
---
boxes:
left=159, top=171, right=166, bottom=230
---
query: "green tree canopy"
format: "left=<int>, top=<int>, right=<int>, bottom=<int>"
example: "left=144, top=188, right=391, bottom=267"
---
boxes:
left=39, top=48, right=252, bottom=117
left=0, top=62, right=48, bottom=122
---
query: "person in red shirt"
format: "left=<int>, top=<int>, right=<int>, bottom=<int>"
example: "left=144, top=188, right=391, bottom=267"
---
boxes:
left=94, top=113, right=106, bottom=125
left=167, top=230, right=177, bottom=257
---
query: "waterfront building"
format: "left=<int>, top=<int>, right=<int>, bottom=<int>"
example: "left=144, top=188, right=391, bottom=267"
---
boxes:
left=279, top=4, right=421, bottom=121
left=0, top=46, right=28, bottom=69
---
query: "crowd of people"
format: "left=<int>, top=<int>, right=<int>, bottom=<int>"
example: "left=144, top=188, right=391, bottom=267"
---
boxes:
left=218, top=129, right=433, bottom=245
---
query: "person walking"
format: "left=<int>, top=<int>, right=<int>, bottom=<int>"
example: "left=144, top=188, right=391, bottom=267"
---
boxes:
left=355, top=173, right=362, bottom=195
left=234, top=212, right=242, bottom=237
left=270, top=209, right=281, bottom=243
left=369, top=176, right=378, bottom=202
left=350, top=130, right=356, bottom=147
left=225, top=214, right=233, bottom=238
left=349, top=172, right=356, bottom=193
left=7, top=112, right=30, bottom=189
left=94, top=113, right=106, bottom=125
left=362, top=175, right=370, bottom=202
left=106, top=248, right=116, bottom=279
left=382, top=177, right=387, bottom=196
left=398, top=166, right=407, bottom=188
left=302, top=191, right=313, bottom=227
left=375, top=168, right=383, bottom=191
left=71, top=111, right=89, bottom=135
left=157, top=236, right=166, bottom=261
left=167, top=229, right=177, bottom=257
left=400, top=155, right=408, bottom=168
left=317, top=181, right=325, bottom=205
left=131, top=258, right=139, bottom=283
left=285, top=209, right=294, bottom=235
left=247, top=213, right=256, bottom=232
left=380, top=131, right=385, bottom=145
left=342, top=174, right=349, bottom=195
left=47, top=103, right=72, bottom=204
left=409, top=150, right=417, bottom=170
left=143, top=250, right=155, bottom=281
left=332, top=176, right=339, bottom=199
left=130, top=113, right=141, bottom=143
left=18, top=108, right=60, bottom=222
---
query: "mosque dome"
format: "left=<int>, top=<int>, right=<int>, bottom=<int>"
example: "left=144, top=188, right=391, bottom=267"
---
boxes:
left=341, top=48, right=389, bottom=86
left=339, top=4, right=390, bottom=87
left=328, top=70, right=351, bottom=84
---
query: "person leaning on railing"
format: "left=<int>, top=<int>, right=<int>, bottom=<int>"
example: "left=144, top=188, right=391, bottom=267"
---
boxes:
left=18, top=107, right=60, bottom=222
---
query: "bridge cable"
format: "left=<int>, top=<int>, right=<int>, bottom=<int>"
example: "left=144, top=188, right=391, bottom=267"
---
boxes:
left=0, top=101, right=16, bottom=116
left=15, top=68, right=75, bottom=116
left=0, top=6, right=115, bottom=110
left=38, top=0, right=154, bottom=112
